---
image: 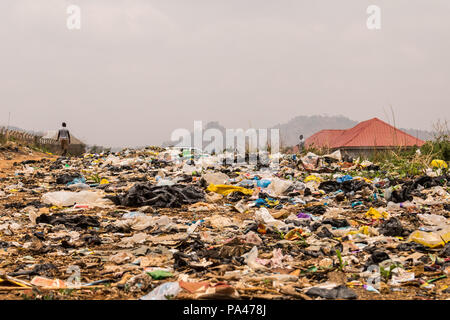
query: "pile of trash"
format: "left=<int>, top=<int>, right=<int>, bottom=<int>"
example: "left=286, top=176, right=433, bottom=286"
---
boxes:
left=0, top=147, right=449, bottom=300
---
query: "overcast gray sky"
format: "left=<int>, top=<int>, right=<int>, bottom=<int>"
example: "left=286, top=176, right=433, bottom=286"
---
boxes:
left=1, top=0, right=449, bottom=147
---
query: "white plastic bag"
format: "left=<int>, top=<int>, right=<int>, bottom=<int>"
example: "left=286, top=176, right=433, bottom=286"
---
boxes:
left=267, top=178, right=293, bottom=196
left=187, top=220, right=202, bottom=234
left=417, top=214, right=448, bottom=227
left=42, top=191, right=106, bottom=207
left=202, top=172, right=229, bottom=185
left=241, top=246, right=267, bottom=271
left=140, top=282, right=181, bottom=300
left=255, top=207, right=287, bottom=230
left=182, top=164, right=201, bottom=174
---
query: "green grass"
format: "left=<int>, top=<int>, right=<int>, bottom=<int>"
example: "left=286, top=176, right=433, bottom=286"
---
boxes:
left=263, top=279, right=272, bottom=286
left=273, top=227, right=285, bottom=239
left=60, top=288, right=74, bottom=296
left=421, top=140, right=450, bottom=162
left=335, top=249, right=348, bottom=271
left=380, top=263, right=403, bottom=281
left=87, top=173, right=102, bottom=183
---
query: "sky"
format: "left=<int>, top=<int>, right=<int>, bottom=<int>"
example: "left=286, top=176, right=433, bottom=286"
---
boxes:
left=1, top=0, right=449, bottom=148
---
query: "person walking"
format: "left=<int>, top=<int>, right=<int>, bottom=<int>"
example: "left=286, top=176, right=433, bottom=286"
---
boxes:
left=57, top=122, right=71, bottom=156
left=298, top=134, right=305, bottom=153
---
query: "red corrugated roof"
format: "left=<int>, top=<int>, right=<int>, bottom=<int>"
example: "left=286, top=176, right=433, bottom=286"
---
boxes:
left=305, top=118, right=425, bottom=149
left=305, top=129, right=345, bottom=149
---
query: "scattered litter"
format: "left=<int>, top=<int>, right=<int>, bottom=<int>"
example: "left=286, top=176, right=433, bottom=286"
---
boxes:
left=0, top=144, right=449, bottom=301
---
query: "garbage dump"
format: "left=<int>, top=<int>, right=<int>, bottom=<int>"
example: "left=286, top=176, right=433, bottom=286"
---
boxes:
left=0, top=145, right=449, bottom=300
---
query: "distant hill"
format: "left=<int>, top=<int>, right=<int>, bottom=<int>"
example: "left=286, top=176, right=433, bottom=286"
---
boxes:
left=400, top=128, right=433, bottom=142
left=162, top=116, right=361, bottom=150
left=272, top=115, right=358, bottom=147
left=162, top=121, right=228, bottom=151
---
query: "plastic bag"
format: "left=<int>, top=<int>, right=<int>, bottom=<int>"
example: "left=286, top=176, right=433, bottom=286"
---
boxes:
left=256, top=179, right=271, bottom=188
left=198, top=155, right=221, bottom=168
left=140, top=282, right=181, bottom=300
left=238, top=180, right=256, bottom=188
left=66, top=177, right=86, bottom=186
left=304, top=175, right=321, bottom=183
left=207, top=184, right=253, bottom=196
left=365, top=207, right=389, bottom=220
left=323, top=150, right=342, bottom=161
left=301, top=152, right=321, bottom=170
left=293, top=181, right=306, bottom=190
left=255, top=207, right=287, bottom=230
left=182, top=164, right=201, bottom=175
left=187, top=220, right=202, bottom=234
left=156, top=177, right=175, bottom=186
left=430, top=159, right=448, bottom=169
left=418, top=214, right=448, bottom=227
left=42, top=191, right=107, bottom=207
left=267, top=178, right=293, bottom=196
left=234, top=200, right=248, bottom=213
left=336, top=175, right=353, bottom=183
left=408, top=227, right=450, bottom=248
left=102, top=155, right=142, bottom=168
left=203, top=172, right=229, bottom=185
left=117, top=214, right=173, bottom=231
left=122, top=212, right=146, bottom=219
left=67, top=183, right=90, bottom=190
left=207, top=215, right=233, bottom=229
left=241, top=246, right=267, bottom=271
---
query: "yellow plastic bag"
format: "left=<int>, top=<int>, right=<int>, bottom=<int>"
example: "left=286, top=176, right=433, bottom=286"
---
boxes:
left=431, top=159, right=448, bottom=169
left=408, top=228, right=450, bottom=248
left=358, top=226, right=378, bottom=236
left=363, top=178, right=373, bottom=184
left=346, top=226, right=377, bottom=236
left=100, top=179, right=109, bottom=185
left=206, top=184, right=253, bottom=196
left=359, top=226, right=370, bottom=235
left=304, top=175, right=321, bottom=183
left=365, top=207, right=389, bottom=220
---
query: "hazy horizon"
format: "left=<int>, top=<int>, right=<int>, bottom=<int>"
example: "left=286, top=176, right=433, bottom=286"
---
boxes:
left=1, top=1, right=449, bottom=147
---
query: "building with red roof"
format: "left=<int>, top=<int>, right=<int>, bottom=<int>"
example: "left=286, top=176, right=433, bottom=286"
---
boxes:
left=304, top=118, right=425, bottom=157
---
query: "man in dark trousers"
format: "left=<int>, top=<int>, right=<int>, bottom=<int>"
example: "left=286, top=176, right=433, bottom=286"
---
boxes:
left=57, top=122, right=71, bottom=156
